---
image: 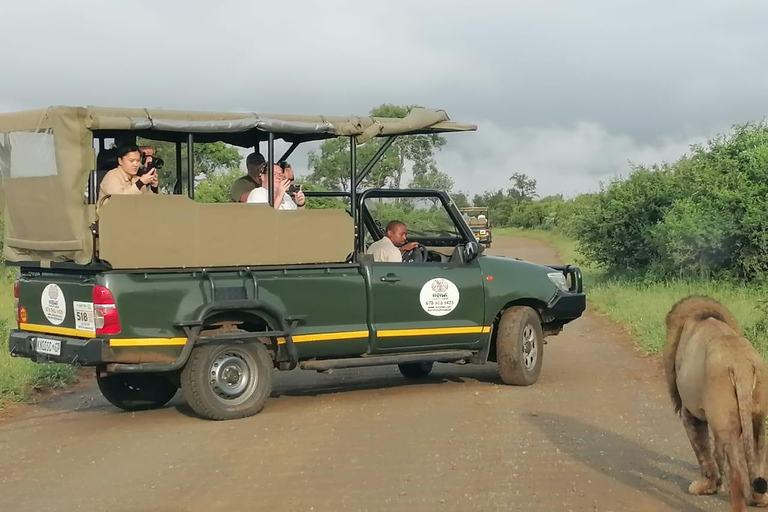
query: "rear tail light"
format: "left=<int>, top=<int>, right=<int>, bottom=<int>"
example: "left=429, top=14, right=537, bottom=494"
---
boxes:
left=93, top=285, right=121, bottom=335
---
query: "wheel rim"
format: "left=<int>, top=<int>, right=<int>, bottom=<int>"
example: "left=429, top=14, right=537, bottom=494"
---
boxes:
left=209, top=348, right=258, bottom=405
left=522, top=324, right=538, bottom=371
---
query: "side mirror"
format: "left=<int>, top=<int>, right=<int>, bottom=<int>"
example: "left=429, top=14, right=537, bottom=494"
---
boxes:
left=464, top=240, right=482, bottom=262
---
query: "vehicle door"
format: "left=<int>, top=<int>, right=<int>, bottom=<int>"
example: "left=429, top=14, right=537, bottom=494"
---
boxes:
left=361, top=192, right=486, bottom=353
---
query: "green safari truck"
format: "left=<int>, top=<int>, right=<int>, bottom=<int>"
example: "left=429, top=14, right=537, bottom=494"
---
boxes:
left=2, top=106, right=585, bottom=420
left=460, top=206, right=492, bottom=248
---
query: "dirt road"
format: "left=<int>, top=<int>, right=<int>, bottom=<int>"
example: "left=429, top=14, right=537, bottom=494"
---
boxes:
left=0, top=237, right=725, bottom=512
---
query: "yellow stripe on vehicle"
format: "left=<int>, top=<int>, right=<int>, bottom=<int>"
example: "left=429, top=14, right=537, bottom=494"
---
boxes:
left=292, top=330, right=370, bottom=343
left=277, top=330, right=369, bottom=344
left=108, top=338, right=187, bottom=347
left=20, top=323, right=96, bottom=339
left=278, top=326, right=491, bottom=343
left=378, top=326, right=490, bottom=338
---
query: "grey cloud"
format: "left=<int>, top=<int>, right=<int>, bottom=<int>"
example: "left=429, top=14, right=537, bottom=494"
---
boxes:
left=435, top=120, right=711, bottom=198
left=1, top=0, right=767, bottom=198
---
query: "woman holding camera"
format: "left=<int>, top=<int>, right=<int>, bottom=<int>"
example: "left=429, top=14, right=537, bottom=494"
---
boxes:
left=97, top=145, right=158, bottom=211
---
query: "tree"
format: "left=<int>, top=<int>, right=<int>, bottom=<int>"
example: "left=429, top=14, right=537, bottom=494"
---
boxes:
left=194, top=168, right=243, bottom=203
left=509, top=172, right=537, bottom=200
left=371, top=104, right=448, bottom=189
left=449, top=191, right=471, bottom=208
left=306, top=137, right=399, bottom=191
left=306, top=104, right=452, bottom=192
left=471, top=174, right=538, bottom=227
left=408, top=168, right=454, bottom=192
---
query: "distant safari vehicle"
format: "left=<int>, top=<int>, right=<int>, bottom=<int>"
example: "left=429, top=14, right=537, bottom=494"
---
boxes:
left=460, top=206, right=492, bottom=248
left=2, top=106, right=585, bottom=420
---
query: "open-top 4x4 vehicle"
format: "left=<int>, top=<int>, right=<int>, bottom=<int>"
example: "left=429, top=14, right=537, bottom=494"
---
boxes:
left=1, top=106, right=585, bottom=420
left=460, top=206, right=492, bottom=248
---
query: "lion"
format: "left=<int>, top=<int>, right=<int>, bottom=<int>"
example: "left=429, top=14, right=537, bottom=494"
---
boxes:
left=664, top=295, right=768, bottom=512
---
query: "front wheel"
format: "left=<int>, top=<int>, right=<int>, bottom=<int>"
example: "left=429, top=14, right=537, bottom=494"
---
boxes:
left=181, top=340, right=273, bottom=420
left=398, top=361, right=434, bottom=379
left=96, top=372, right=178, bottom=412
left=496, top=306, right=544, bottom=385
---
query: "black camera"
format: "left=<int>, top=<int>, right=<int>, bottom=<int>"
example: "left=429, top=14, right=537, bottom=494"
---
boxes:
left=139, top=153, right=164, bottom=176
left=288, top=183, right=301, bottom=195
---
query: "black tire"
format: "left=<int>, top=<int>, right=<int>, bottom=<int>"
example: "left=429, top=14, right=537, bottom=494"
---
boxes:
left=96, top=372, right=178, bottom=412
left=496, top=306, right=544, bottom=386
left=398, top=361, right=434, bottom=379
left=181, top=340, right=273, bottom=421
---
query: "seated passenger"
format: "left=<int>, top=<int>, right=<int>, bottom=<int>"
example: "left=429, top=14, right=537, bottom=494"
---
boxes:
left=246, top=164, right=306, bottom=209
left=97, top=145, right=157, bottom=211
left=366, top=220, right=419, bottom=262
left=229, top=151, right=265, bottom=202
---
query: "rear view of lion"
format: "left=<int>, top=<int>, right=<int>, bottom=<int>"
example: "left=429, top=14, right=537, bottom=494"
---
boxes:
left=665, top=295, right=768, bottom=512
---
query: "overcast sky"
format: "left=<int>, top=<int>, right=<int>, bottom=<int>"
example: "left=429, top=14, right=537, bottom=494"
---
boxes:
left=2, top=0, right=767, bottom=198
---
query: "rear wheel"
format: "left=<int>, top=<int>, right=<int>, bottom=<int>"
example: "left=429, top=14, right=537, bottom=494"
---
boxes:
left=181, top=340, right=273, bottom=420
left=398, top=361, right=434, bottom=379
left=96, top=372, right=178, bottom=412
left=496, top=306, right=544, bottom=385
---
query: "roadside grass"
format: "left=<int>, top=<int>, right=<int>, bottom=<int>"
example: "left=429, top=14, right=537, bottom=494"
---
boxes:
left=0, top=274, right=78, bottom=409
left=496, top=228, right=768, bottom=358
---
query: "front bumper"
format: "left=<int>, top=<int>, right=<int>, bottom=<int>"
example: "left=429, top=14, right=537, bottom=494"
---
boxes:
left=9, top=329, right=109, bottom=366
left=548, top=292, right=587, bottom=321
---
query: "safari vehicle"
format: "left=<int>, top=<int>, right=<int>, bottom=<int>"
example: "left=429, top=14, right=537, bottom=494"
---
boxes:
left=460, top=206, right=492, bottom=248
left=2, top=106, right=585, bottom=421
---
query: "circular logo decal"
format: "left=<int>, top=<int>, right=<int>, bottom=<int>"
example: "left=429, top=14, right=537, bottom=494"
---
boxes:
left=419, top=278, right=460, bottom=317
left=41, top=284, right=66, bottom=325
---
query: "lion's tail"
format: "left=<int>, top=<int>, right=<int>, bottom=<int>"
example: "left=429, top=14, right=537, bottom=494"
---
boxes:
left=732, top=365, right=768, bottom=495
left=664, top=296, right=741, bottom=415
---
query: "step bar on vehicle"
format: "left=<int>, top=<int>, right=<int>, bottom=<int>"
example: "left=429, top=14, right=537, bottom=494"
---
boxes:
left=300, top=350, right=474, bottom=372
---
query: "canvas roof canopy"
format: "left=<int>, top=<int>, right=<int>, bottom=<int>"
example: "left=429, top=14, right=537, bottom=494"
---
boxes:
left=0, top=105, right=476, bottom=267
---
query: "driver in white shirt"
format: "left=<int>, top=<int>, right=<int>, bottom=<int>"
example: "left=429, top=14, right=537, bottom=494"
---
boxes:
left=366, top=220, right=419, bottom=262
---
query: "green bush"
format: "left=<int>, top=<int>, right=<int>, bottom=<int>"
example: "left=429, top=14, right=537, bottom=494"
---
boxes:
left=569, top=121, right=768, bottom=280
left=572, top=166, right=689, bottom=272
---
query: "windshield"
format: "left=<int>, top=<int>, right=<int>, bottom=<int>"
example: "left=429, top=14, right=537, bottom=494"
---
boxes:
left=363, top=196, right=462, bottom=245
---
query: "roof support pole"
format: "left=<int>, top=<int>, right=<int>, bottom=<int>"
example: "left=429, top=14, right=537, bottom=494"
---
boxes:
left=187, top=133, right=194, bottom=200
left=89, top=138, right=104, bottom=204
left=267, top=132, right=275, bottom=207
left=175, top=142, right=183, bottom=195
left=350, top=136, right=358, bottom=254
left=278, top=141, right=300, bottom=164
left=355, top=135, right=397, bottom=189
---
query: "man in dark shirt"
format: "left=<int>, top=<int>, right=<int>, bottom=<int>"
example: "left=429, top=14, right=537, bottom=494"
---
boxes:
left=229, top=151, right=266, bottom=202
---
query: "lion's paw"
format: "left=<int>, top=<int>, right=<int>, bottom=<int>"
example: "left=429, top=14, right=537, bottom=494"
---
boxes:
left=688, top=479, right=719, bottom=495
left=749, top=493, right=768, bottom=507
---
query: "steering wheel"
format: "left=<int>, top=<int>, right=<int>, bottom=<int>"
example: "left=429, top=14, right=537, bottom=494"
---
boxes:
left=402, top=244, right=429, bottom=263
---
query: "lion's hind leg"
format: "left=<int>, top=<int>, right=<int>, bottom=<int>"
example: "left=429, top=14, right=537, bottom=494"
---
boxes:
left=683, top=408, right=721, bottom=495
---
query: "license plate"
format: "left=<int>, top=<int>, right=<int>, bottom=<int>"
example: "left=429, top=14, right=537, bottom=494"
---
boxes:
left=36, top=337, right=61, bottom=356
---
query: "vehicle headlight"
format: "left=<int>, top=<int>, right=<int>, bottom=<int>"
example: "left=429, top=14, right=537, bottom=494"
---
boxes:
left=547, top=272, right=570, bottom=292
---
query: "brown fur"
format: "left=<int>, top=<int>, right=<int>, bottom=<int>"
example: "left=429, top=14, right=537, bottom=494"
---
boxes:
left=664, top=295, right=768, bottom=512
left=664, top=295, right=742, bottom=415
